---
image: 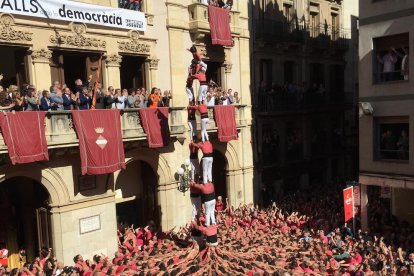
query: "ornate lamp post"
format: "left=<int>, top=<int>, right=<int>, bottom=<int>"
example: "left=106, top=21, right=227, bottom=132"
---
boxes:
left=177, top=159, right=192, bottom=194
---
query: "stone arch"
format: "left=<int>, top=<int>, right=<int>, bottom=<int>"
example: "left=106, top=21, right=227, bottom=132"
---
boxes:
left=0, top=162, right=70, bottom=206
left=122, top=147, right=173, bottom=186
left=212, top=142, right=241, bottom=172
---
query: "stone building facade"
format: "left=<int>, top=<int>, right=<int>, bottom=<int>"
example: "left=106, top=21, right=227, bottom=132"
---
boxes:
left=0, top=0, right=253, bottom=265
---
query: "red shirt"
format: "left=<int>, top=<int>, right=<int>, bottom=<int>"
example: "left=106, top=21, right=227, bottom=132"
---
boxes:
left=197, top=141, right=213, bottom=154
left=198, top=104, right=208, bottom=114
left=191, top=182, right=214, bottom=194
left=215, top=201, right=224, bottom=211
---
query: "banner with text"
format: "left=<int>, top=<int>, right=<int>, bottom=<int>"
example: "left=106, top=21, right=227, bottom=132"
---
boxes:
left=343, top=187, right=354, bottom=222
left=0, top=0, right=146, bottom=31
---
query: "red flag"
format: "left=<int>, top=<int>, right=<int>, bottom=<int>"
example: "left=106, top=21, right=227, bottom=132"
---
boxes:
left=208, top=6, right=233, bottom=46
left=0, top=111, right=48, bottom=164
left=214, top=105, right=238, bottom=142
left=71, top=110, right=125, bottom=175
left=343, top=187, right=354, bottom=222
left=139, top=107, right=170, bottom=148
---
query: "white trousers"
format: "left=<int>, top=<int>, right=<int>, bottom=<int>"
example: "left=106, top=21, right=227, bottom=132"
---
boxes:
left=204, top=199, right=216, bottom=226
left=191, top=196, right=201, bottom=221
left=198, top=85, right=208, bottom=102
left=202, top=157, right=213, bottom=184
left=201, top=118, right=209, bottom=142
left=190, top=158, right=199, bottom=180
left=186, top=86, right=194, bottom=102
left=188, top=119, right=196, bottom=140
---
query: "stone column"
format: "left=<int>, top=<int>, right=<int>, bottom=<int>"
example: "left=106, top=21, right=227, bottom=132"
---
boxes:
left=105, top=54, right=122, bottom=88
left=148, top=57, right=159, bottom=90
left=30, top=49, right=52, bottom=90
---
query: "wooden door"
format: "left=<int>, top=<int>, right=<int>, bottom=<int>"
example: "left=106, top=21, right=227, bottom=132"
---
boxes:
left=86, top=54, right=104, bottom=87
left=36, top=207, right=52, bottom=253
left=14, top=48, right=29, bottom=89
left=50, top=53, right=65, bottom=87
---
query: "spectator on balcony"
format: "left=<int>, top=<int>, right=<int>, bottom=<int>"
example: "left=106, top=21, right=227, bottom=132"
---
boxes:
left=63, top=87, right=77, bottom=110
left=0, top=86, right=15, bottom=112
left=397, top=130, right=409, bottom=160
left=25, top=89, right=40, bottom=111
left=95, top=83, right=105, bottom=109
left=392, top=46, right=409, bottom=81
left=13, top=92, right=24, bottom=112
left=127, top=89, right=138, bottom=108
left=233, top=91, right=241, bottom=104
left=227, top=89, right=234, bottom=104
left=160, top=90, right=172, bottom=107
left=209, top=0, right=219, bottom=7
left=125, top=0, right=142, bottom=11
left=74, top=75, right=92, bottom=94
left=78, top=87, right=91, bottom=110
left=40, top=90, right=55, bottom=111
left=223, top=0, right=233, bottom=10
left=206, top=93, right=215, bottom=107
left=115, top=89, right=128, bottom=110
left=104, top=88, right=115, bottom=109
left=377, top=49, right=398, bottom=82
left=135, top=88, right=146, bottom=108
left=148, top=87, right=160, bottom=108
left=200, top=0, right=209, bottom=5
left=51, top=88, right=64, bottom=111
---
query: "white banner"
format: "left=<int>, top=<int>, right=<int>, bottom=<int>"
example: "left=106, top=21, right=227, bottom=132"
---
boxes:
left=0, top=0, right=146, bottom=31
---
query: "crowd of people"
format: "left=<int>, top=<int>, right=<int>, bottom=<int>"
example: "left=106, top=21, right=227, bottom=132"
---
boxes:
left=258, top=81, right=327, bottom=112
left=118, top=0, right=143, bottom=11
left=0, top=74, right=174, bottom=112
left=1, top=184, right=414, bottom=275
left=200, top=0, right=233, bottom=10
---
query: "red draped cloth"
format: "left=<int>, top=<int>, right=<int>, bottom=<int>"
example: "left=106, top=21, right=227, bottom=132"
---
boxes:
left=214, top=105, right=238, bottom=142
left=208, top=6, right=233, bottom=46
left=0, top=111, right=48, bottom=164
left=139, top=108, right=170, bottom=148
left=71, top=110, right=125, bottom=175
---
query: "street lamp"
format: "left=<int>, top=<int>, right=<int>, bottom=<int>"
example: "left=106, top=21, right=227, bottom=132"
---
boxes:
left=177, top=159, right=192, bottom=194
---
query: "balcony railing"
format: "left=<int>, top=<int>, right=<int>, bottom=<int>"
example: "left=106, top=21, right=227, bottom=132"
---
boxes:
left=254, top=19, right=349, bottom=51
left=0, top=106, right=248, bottom=153
left=188, top=2, right=241, bottom=36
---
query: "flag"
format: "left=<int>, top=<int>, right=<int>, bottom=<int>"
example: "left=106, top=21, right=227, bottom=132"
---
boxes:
left=139, top=107, right=170, bottom=148
left=214, top=105, right=238, bottom=142
left=0, top=111, right=48, bottom=164
left=71, top=109, right=125, bottom=175
left=343, top=187, right=354, bottom=222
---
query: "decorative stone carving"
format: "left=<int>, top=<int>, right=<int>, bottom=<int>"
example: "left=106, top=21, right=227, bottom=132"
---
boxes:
left=224, top=63, right=232, bottom=74
left=0, top=14, right=32, bottom=42
left=117, top=31, right=150, bottom=54
left=50, top=23, right=106, bottom=49
left=105, top=54, right=122, bottom=67
left=31, top=49, right=52, bottom=63
left=149, top=57, right=159, bottom=70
